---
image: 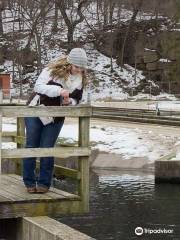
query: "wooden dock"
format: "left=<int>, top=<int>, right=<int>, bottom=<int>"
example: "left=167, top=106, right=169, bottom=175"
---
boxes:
left=0, top=174, right=80, bottom=219
left=0, top=104, right=94, bottom=239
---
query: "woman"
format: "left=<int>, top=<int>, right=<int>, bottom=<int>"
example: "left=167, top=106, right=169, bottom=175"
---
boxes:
left=23, top=48, right=88, bottom=193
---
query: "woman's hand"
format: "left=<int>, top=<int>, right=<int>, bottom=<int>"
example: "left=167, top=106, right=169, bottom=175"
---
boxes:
left=62, top=96, right=71, bottom=105
left=60, top=89, right=69, bottom=98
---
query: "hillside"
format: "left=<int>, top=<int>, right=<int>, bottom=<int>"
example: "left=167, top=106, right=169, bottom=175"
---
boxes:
left=0, top=1, right=180, bottom=102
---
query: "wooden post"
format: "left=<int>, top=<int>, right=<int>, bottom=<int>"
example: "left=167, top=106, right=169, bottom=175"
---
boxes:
left=0, top=89, right=3, bottom=104
left=15, top=117, right=25, bottom=175
left=78, top=116, right=90, bottom=212
left=0, top=113, right=2, bottom=174
left=0, top=89, right=2, bottom=173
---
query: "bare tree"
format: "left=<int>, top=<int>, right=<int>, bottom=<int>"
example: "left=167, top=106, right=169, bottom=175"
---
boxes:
left=119, top=0, right=143, bottom=69
left=0, top=0, right=8, bottom=35
left=57, top=0, right=89, bottom=50
left=19, top=0, right=53, bottom=71
left=52, top=0, right=59, bottom=33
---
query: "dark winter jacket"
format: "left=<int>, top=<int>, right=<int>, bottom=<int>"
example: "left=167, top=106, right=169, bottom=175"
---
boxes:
left=26, top=67, right=83, bottom=123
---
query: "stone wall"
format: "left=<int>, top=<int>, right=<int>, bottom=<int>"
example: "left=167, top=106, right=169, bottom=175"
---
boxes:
left=94, top=20, right=180, bottom=94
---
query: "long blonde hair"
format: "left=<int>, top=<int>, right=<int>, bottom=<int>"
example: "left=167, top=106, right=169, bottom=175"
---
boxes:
left=47, top=56, right=88, bottom=88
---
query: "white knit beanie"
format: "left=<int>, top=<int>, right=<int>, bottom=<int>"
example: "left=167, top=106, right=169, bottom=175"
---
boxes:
left=67, top=48, right=88, bottom=68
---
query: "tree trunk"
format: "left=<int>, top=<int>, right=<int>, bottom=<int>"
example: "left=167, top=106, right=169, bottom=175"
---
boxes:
left=52, top=0, right=58, bottom=33
left=0, top=9, right=3, bottom=35
left=67, top=26, right=74, bottom=50
left=119, top=0, right=143, bottom=69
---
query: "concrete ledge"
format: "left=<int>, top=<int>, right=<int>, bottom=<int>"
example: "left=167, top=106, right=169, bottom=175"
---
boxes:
left=155, top=160, right=180, bottom=183
left=21, top=216, right=95, bottom=240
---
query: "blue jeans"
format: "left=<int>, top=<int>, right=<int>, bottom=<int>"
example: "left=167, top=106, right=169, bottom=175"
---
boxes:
left=23, top=117, right=64, bottom=188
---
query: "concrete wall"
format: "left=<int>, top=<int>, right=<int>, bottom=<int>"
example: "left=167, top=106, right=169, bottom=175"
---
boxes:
left=0, top=216, right=95, bottom=240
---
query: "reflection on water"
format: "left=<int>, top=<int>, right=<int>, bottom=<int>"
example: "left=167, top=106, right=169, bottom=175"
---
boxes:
left=57, top=170, right=180, bottom=240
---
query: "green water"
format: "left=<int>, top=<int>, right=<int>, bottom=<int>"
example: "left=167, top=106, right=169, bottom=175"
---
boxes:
left=57, top=170, right=180, bottom=240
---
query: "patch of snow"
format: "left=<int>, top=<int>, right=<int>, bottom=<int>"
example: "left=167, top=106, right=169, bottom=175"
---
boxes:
left=81, top=44, right=146, bottom=101
left=159, top=58, right=171, bottom=63
left=2, top=118, right=179, bottom=163
left=144, top=48, right=156, bottom=52
left=59, top=122, right=177, bottom=163
left=3, top=123, right=16, bottom=132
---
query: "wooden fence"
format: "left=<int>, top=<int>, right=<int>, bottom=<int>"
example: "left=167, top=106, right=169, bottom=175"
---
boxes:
left=0, top=104, right=92, bottom=213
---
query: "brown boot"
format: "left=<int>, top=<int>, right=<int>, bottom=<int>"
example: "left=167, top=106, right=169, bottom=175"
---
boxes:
left=36, top=186, right=49, bottom=193
left=26, top=186, right=36, bottom=193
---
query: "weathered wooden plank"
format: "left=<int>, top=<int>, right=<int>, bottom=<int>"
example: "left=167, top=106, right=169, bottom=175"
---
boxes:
left=2, top=131, right=17, bottom=144
left=0, top=187, right=23, bottom=202
left=17, top=118, right=25, bottom=149
left=2, top=136, right=15, bottom=142
left=0, top=200, right=83, bottom=219
left=0, top=175, right=61, bottom=202
left=0, top=174, right=80, bottom=205
left=0, top=179, right=36, bottom=201
left=8, top=174, right=80, bottom=199
left=2, top=131, right=16, bottom=137
left=15, top=117, right=25, bottom=175
left=2, top=131, right=25, bottom=144
left=2, top=147, right=91, bottom=159
left=21, top=216, right=95, bottom=240
left=0, top=113, right=2, bottom=173
left=78, top=117, right=90, bottom=212
left=37, top=161, right=81, bottom=180
left=1, top=158, right=17, bottom=174
left=0, top=194, right=13, bottom=202
left=53, top=164, right=81, bottom=180
left=6, top=158, right=81, bottom=180
left=0, top=105, right=92, bottom=117
left=0, top=176, right=54, bottom=202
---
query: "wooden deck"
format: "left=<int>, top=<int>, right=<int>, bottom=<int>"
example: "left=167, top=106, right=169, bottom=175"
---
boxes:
left=0, top=105, right=91, bottom=220
left=0, top=174, right=81, bottom=219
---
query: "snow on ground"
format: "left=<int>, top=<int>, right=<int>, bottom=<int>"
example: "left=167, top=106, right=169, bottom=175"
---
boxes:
left=88, top=124, right=179, bottom=162
left=82, top=45, right=145, bottom=101
left=2, top=118, right=17, bottom=149
left=2, top=3, right=172, bottom=102
left=1, top=3, right=180, bottom=103
left=2, top=117, right=179, bottom=163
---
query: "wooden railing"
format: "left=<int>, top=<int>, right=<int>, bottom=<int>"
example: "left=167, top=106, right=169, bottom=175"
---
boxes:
left=0, top=104, right=92, bottom=212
